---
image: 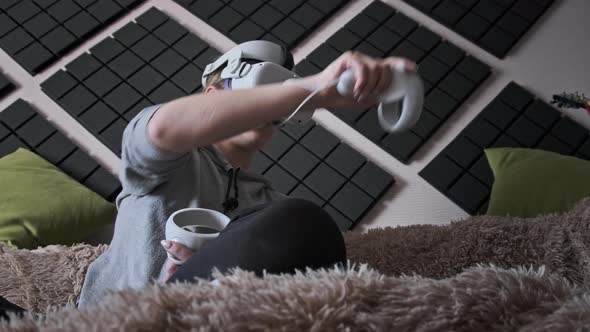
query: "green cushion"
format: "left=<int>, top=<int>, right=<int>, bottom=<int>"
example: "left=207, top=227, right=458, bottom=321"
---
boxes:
left=0, top=148, right=116, bottom=248
left=485, top=147, right=590, bottom=217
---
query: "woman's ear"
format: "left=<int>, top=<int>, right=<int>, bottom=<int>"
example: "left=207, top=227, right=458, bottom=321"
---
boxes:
left=205, top=86, right=218, bottom=94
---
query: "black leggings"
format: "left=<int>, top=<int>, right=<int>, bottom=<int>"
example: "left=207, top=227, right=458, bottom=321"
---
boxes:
left=169, top=198, right=347, bottom=283
left=0, top=296, right=24, bottom=322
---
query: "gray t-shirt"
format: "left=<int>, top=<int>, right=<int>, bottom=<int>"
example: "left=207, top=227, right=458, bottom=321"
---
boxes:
left=78, top=105, right=285, bottom=306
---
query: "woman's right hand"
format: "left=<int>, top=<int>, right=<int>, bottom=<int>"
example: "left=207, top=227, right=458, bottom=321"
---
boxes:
left=160, top=240, right=194, bottom=282
left=306, top=51, right=417, bottom=111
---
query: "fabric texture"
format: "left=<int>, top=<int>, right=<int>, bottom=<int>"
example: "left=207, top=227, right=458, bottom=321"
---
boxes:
left=0, top=243, right=107, bottom=313
left=1, top=197, right=589, bottom=319
left=78, top=105, right=285, bottom=307
left=0, top=148, right=116, bottom=249
left=170, top=198, right=346, bottom=282
left=2, top=266, right=590, bottom=331
left=485, top=147, right=590, bottom=217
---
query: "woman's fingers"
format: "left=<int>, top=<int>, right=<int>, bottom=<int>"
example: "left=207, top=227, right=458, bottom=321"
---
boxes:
left=359, top=63, right=380, bottom=102
left=404, top=60, right=417, bottom=72
left=384, top=57, right=417, bottom=72
left=164, top=262, right=179, bottom=283
left=370, top=64, right=392, bottom=100
left=340, top=52, right=369, bottom=98
left=346, top=53, right=415, bottom=101
left=318, top=51, right=417, bottom=110
left=161, top=240, right=194, bottom=263
left=161, top=240, right=194, bottom=283
left=350, top=61, right=369, bottom=99
left=365, top=58, right=416, bottom=100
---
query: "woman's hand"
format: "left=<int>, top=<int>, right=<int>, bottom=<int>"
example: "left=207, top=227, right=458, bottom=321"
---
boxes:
left=160, top=240, right=194, bottom=282
left=308, top=51, right=417, bottom=111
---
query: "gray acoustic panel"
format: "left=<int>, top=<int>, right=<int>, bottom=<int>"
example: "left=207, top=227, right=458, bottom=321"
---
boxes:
left=403, top=0, right=554, bottom=58
left=173, top=0, right=350, bottom=48
left=0, top=99, right=121, bottom=200
left=42, top=8, right=220, bottom=155
left=0, top=0, right=144, bottom=74
left=420, top=82, right=590, bottom=215
left=295, top=0, right=491, bottom=164
left=257, top=121, right=395, bottom=231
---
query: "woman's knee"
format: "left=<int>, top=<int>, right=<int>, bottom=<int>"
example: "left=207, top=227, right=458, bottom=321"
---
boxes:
left=273, top=197, right=323, bottom=213
left=270, top=198, right=334, bottom=225
left=262, top=199, right=343, bottom=244
left=263, top=198, right=346, bottom=258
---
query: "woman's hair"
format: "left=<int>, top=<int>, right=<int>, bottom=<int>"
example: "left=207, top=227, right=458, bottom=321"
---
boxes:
left=204, top=68, right=224, bottom=90
left=204, top=58, right=261, bottom=90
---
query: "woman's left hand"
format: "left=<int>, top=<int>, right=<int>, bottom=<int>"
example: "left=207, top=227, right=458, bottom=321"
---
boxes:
left=160, top=240, right=194, bottom=282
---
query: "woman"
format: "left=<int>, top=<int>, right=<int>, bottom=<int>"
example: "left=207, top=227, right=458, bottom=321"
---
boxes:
left=78, top=45, right=416, bottom=306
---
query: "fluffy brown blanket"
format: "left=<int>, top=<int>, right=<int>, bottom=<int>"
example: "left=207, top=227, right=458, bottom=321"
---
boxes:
left=1, top=198, right=589, bottom=331
left=3, top=265, right=590, bottom=331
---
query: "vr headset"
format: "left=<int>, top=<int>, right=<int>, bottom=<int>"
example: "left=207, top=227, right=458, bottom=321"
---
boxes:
left=201, top=40, right=314, bottom=125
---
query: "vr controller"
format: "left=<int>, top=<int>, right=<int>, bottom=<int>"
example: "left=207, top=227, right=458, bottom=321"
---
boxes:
left=165, top=208, right=231, bottom=265
left=335, top=64, right=424, bottom=133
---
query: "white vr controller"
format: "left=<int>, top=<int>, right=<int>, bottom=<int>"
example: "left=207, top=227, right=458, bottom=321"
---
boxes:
left=283, top=63, right=424, bottom=133
left=335, top=63, right=424, bottom=133
left=165, top=208, right=231, bottom=265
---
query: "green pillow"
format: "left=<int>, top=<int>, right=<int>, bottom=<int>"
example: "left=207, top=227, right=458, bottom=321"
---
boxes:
left=0, top=148, right=116, bottom=248
left=485, top=147, right=590, bottom=217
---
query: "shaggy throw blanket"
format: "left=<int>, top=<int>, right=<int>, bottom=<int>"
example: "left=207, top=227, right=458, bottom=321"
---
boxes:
left=0, top=244, right=107, bottom=313
left=346, top=198, right=590, bottom=287
left=0, top=198, right=589, bottom=330
left=2, top=265, right=590, bottom=331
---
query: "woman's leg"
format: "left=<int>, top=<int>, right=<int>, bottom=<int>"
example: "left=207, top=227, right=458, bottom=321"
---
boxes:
left=169, top=198, right=346, bottom=282
left=0, top=296, right=25, bottom=322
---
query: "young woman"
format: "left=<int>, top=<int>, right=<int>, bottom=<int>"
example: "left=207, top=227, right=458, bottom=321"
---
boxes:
left=78, top=44, right=416, bottom=306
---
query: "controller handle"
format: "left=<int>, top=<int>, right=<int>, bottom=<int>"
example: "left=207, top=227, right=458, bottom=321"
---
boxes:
left=336, top=66, right=424, bottom=133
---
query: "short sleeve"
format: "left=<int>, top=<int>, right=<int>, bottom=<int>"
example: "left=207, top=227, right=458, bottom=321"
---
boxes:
left=119, top=105, right=191, bottom=195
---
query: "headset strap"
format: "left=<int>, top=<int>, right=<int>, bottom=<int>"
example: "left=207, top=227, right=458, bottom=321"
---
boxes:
left=201, top=41, right=291, bottom=87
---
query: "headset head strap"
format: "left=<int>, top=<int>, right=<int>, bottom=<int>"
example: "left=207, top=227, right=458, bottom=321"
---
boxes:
left=201, top=40, right=293, bottom=87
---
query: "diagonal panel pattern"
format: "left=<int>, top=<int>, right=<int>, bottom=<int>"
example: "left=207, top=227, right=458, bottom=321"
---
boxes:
left=41, top=7, right=395, bottom=230
left=402, top=0, right=554, bottom=58
left=296, top=1, right=491, bottom=164
left=0, top=0, right=144, bottom=74
left=0, top=99, right=121, bottom=201
left=42, top=8, right=221, bottom=155
left=420, top=82, right=590, bottom=214
left=173, top=0, right=350, bottom=48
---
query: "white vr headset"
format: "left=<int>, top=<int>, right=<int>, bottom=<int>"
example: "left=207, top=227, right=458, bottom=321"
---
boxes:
left=201, top=40, right=424, bottom=132
left=202, top=40, right=313, bottom=125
